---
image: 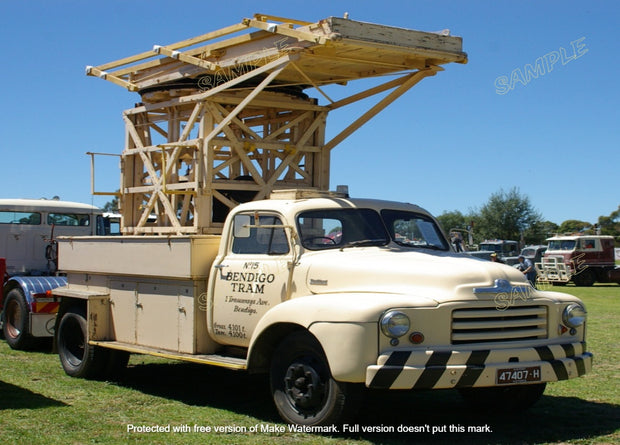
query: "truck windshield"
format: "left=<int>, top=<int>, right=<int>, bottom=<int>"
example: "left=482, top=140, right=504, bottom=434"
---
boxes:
left=479, top=243, right=501, bottom=252
left=381, top=210, right=449, bottom=251
left=548, top=240, right=576, bottom=251
left=297, top=209, right=389, bottom=250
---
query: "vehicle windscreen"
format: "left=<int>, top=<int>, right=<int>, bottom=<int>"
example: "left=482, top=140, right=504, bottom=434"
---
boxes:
left=381, top=209, right=449, bottom=251
left=547, top=240, right=576, bottom=251
left=297, top=208, right=389, bottom=250
left=479, top=243, right=501, bottom=252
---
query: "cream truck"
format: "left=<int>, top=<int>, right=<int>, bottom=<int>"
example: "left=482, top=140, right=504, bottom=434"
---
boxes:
left=54, top=189, right=592, bottom=425
left=52, top=14, right=592, bottom=426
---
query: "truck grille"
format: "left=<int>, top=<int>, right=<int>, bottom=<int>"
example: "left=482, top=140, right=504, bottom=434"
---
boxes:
left=451, top=305, right=547, bottom=344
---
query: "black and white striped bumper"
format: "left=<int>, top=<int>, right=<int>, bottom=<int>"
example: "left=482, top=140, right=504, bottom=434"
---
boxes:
left=366, top=341, right=592, bottom=389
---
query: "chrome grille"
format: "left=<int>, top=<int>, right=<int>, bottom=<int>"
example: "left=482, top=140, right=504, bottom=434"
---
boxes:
left=451, top=305, right=547, bottom=344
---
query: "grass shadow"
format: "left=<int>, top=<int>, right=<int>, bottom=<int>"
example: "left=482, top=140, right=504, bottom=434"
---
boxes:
left=118, top=361, right=280, bottom=421
left=353, top=389, right=620, bottom=444
left=0, top=381, right=68, bottom=410
left=114, top=361, right=619, bottom=443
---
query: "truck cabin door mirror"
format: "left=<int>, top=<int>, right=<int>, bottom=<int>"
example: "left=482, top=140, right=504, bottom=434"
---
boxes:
left=233, top=214, right=251, bottom=238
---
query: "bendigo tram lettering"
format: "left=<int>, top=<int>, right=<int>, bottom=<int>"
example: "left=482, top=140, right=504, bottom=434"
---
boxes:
left=224, top=271, right=275, bottom=294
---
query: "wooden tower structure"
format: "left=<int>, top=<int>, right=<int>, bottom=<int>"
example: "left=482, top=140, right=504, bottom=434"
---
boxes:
left=87, top=14, right=467, bottom=234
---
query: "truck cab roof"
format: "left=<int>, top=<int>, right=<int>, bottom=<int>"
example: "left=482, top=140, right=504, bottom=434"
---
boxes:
left=232, top=193, right=434, bottom=220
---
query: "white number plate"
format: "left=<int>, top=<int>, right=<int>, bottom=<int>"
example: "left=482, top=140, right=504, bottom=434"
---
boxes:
left=496, top=366, right=541, bottom=384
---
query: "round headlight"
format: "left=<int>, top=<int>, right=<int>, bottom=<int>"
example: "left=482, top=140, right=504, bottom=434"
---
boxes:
left=380, top=311, right=410, bottom=338
left=563, top=303, right=586, bottom=328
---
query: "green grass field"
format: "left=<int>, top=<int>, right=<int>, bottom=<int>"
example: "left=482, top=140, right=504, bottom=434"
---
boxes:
left=1, top=285, right=618, bottom=444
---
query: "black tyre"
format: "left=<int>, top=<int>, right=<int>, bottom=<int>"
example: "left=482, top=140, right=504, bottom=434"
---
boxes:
left=572, top=269, right=595, bottom=286
left=3, top=288, right=36, bottom=350
left=270, top=331, right=360, bottom=425
left=57, top=307, right=106, bottom=379
left=459, top=383, right=546, bottom=411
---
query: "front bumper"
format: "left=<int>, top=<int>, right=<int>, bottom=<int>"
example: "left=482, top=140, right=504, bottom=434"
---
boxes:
left=366, top=341, right=592, bottom=389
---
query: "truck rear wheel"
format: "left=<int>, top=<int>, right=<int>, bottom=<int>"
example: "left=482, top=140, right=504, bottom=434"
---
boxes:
left=459, top=383, right=546, bottom=411
left=57, top=307, right=107, bottom=379
left=270, top=331, right=360, bottom=425
left=3, top=288, right=35, bottom=350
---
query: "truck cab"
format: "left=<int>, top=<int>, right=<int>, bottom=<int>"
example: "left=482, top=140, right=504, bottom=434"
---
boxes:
left=536, top=235, right=618, bottom=286
left=467, top=239, right=519, bottom=261
left=0, top=198, right=107, bottom=349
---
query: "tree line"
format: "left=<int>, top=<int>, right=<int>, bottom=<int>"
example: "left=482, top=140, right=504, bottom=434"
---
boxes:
left=435, top=187, right=620, bottom=247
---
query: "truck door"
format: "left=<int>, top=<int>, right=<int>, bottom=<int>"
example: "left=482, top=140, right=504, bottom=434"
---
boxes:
left=210, top=212, right=293, bottom=347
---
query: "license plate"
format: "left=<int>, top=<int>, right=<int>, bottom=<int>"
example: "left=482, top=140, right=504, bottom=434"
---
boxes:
left=496, top=366, right=541, bottom=384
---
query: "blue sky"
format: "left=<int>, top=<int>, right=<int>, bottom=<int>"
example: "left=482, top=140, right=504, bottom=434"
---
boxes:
left=1, top=0, right=617, bottom=224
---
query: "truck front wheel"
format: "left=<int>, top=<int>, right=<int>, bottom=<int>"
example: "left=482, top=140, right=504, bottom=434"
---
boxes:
left=57, top=307, right=106, bottom=379
left=3, top=288, right=35, bottom=350
left=572, top=269, right=595, bottom=286
left=270, top=331, right=360, bottom=425
left=459, top=383, right=546, bottom=411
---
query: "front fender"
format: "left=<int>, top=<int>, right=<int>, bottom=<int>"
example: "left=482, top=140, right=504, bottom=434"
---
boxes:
left=248, top=292, right=437, bottom=382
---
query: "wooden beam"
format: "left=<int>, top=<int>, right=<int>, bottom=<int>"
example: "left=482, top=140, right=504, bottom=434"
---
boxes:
left=96, top=22, right=250, bottom=72
left=153, top=45, right=217, bottom=71
left=253, top=13, right=313, bottom=26
left=85, top=66, right=138, bottom=91
left=263, top=110, right=312, bottom=141
left=246, top=18, right=329, bottom=45
left=202, top=56, right=291, bottom=144
left=327, top=74, right=411, bottom=110
left=290, top=62, right=334, bottom=104
left=324, top=68, right=439, bottom=151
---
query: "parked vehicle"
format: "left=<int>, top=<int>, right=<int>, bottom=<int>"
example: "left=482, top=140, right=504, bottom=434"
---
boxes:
left=536, top=235, right=619, bottom=286
left=52, top=14, right=591, bottom=426
left=0, top=198, right=108, bottom=349
left=55, top=191, right=593, bottom=425
left=467, top=240, right=519, bottom=261
left=505, top=245, right=547, bottom=266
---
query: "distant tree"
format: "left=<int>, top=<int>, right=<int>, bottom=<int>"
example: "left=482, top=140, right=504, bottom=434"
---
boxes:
left=435, top=210, right=479, bottom=246
left=435, top=210, right=467, bottom=235
left=102, top=194, right=119, bottom=213
left=523, top=220, right=559, bottom=245
left=476, top=187, right=542, bottom=242
left=328, top=226, right=342, bottom=236
left=598, top=205, right=620, bottom=242
left=558, top=219, right=592, bottom=234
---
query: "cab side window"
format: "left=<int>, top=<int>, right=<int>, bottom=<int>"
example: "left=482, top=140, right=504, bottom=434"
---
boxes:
left=232, top=214, right=289, bottom=255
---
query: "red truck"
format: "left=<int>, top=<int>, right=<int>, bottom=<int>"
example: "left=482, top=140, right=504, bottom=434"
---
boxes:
left=536, top=235, right=620, bottom=286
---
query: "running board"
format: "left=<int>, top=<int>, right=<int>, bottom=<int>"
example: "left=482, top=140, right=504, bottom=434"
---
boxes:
left=89, top=340, right=247, bottom=370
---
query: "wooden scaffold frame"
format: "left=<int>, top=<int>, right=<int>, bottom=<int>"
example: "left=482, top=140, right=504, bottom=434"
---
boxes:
left=87, top=14, right=467, bottom=235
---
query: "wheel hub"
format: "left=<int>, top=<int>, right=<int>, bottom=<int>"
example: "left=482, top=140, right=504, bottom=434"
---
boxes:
left=284, top=363, right=325, bottom=410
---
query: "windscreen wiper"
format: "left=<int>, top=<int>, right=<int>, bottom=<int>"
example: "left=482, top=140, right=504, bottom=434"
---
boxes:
left=340, top=239, right=387, bottom=250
